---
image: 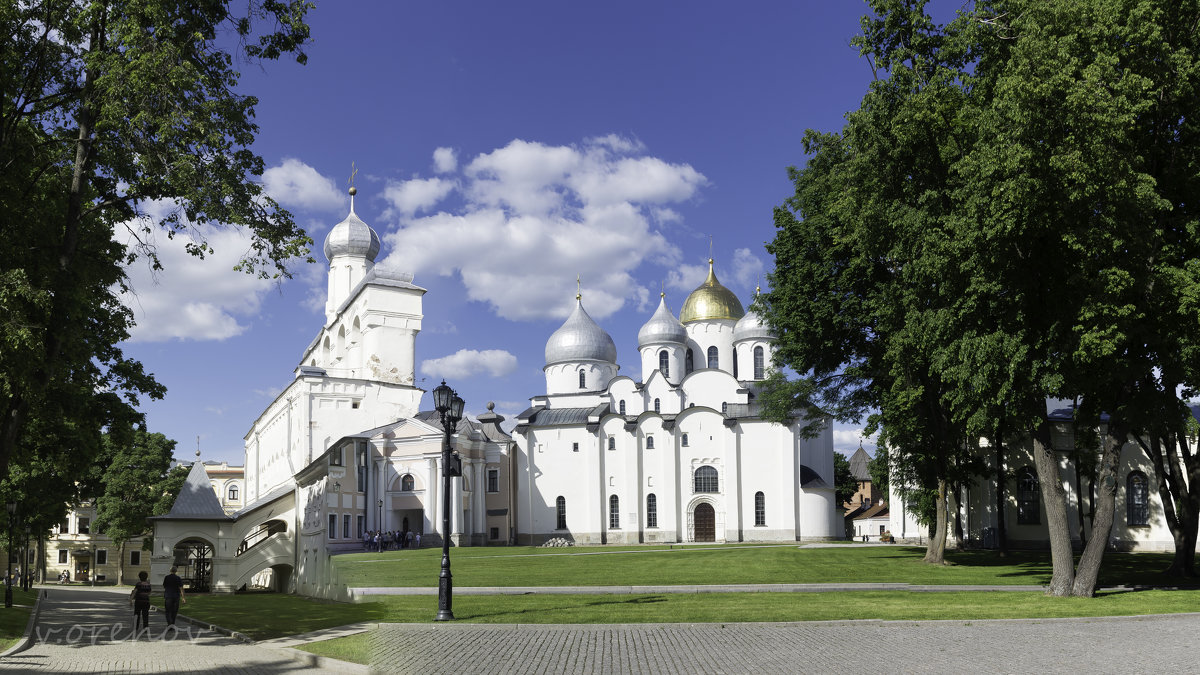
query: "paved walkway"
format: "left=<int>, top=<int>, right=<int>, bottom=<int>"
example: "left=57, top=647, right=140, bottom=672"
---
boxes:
left=0, top=586, right=358, bottom=673
left=372, top=612, right=1200, bottom=674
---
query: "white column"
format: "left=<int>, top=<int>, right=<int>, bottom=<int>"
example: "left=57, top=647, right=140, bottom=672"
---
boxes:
left=426, top=457, right=438, bottom=535
left=474, top=461, right=487, bottom=537
left=451, top=476, right=464, bottom=537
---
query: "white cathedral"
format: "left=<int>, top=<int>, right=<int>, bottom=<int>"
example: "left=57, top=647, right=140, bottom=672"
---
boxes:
left=150, top=191, right=838, bottom=595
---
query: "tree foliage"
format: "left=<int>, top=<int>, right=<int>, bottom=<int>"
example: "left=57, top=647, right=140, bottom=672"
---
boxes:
left=763, top=0, right=1200, bottom=595
left=834, top=453, right=858, bottom=507
left=0, top=1, right=313, bottom=505
left=92, top=430, right=176, bottom=584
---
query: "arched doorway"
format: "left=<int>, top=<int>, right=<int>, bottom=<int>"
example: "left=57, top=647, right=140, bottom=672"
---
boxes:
left=694, top=503, right=715, bottom=542
left=172, top=539, right=214, bottom=593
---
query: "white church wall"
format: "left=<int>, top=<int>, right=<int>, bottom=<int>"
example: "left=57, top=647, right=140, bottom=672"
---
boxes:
left=685, top=321, right=736, bottom=375
left=679, top=370, right=742, bottom=412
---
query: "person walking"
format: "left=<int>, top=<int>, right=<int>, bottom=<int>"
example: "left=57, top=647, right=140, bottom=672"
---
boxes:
left=163, top=566, right=186, bottom=627
left=130, top=571, right=153, bottom=636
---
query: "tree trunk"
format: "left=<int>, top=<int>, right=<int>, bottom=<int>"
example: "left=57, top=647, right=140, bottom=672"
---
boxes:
left=995, top=430, right=1008, bottom=557
left=1032, top=421, right=1074, bottom=596
left=1071, top=420, right=1125, bottom=596
left=1073, top=456, right=1088, bottom=549
left=923, top=478, right=949, bottom=565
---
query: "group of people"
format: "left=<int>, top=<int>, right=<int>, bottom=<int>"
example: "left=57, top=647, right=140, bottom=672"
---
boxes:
left=362, top=529, right=419, bottom=551
left=129, top=566, right=186, bottom=634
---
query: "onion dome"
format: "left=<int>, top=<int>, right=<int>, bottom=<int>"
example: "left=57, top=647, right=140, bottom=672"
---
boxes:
left=734, top=287, right=774, bottom=342
left=323, top=187, right=381, bottom=262
left=545, top=297, right=617, bottom=366
left=680, top=259, right=745, bottom=324
left=638, top=294, right=687, bottom=348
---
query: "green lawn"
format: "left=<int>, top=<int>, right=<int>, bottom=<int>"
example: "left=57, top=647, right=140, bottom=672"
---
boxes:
left=151, top=592, right=375, bottom=640
left=0, top=587, right=40, bottom=652
left=331, top=544, right=1196, bottom=589
left=296, top=632, right=372, bottom=664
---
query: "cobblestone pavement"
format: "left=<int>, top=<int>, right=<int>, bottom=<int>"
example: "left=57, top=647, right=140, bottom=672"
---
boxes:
left=0, top=586, right=354, bottom=674
left=372, top=612, right=1200, bottom=674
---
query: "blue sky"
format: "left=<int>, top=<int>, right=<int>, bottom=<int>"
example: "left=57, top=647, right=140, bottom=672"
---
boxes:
left=120, top=1, right=899, bottom=464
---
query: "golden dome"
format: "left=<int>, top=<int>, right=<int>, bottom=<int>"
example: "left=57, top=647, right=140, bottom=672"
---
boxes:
left=680, top=259, right=745, bottom=324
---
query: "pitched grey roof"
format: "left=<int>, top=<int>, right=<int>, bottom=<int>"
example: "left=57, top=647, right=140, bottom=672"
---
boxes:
left=520, top=407, right=595, bottom=426
left=230, top=484, right=293, bottom=520
left=157, top=460, right=231, bottom=520
left=848, top=446, right=872, bottom=481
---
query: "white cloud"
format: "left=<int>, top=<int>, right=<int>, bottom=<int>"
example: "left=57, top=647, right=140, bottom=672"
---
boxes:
left=120, top=223, right=276, bottom=342
left=262, top=158, right=344, bottom=212
left=421, top=349, right=518, bottom=379
left=433, top=147, right=457, bottom=173
left=382, top=177, right=455, bottom=217
left=383, top=136, right=706, bottom=321
left=732, top=247, right=766, bottom=288
left=666, top=262, right=708, bottom=292
left=833, top=427, right=879, bottom=457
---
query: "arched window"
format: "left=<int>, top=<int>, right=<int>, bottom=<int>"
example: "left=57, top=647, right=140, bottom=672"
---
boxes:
left=1017, top=468, right=1039, bottom=525
left=686, top=349, right=694, bottom=374
left=695, top=466, right=719, bottom=493
left=647, top=493, right=658, bottom=528
left=753, top=346, right=765, bottom=380
left=556, top=496, right=567, bottom=530
left=755, top=491, right=766, bottom=526
left=646, top=435, right=655, bottom=449
left=654, top=398, right=661, bottom=413
left=681, top=433, right=689, bottom=447
left=401, top=474, right=415, bottom=491
left=707, top=346, right=719, bottom=369
left=608, top=437, right=615, bottom=451
left=579, top=369, right=586, bottom=389
left=609, top=495, right=620, bottom=528
left=659, top=350, right=669, bottom=378
left=1128, top=471, right=1150, bottom=526
left=228, top=485, right=239, bottom=501
left=721, top=402, right=728, bottom=414
left=619, top=400, right=626, bottom=415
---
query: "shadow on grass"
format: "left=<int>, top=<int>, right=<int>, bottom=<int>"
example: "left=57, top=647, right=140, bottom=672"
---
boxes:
left=459, top=594, right=668, bottom=621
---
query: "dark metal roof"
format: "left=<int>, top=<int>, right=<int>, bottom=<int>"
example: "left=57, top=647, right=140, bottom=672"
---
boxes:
left=848, top=446, right=872, bottom=481
left=229, top=484, right=294, bottom=520
left=153, top=460, right=231, bottom=521
left=800, top=464, right=830, bottom=489
left=522, top=407, right=595, bottom=427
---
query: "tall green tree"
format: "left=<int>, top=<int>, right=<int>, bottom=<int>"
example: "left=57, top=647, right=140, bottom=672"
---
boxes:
left=92, top=430, right=176, bottom=585
left=0, top=0, right=314, bottom=487
left=834, top=453, right=858, bottom=507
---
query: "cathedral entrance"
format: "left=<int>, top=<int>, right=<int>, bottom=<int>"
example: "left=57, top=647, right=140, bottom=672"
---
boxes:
left=694, top=503, right=715, bottom=542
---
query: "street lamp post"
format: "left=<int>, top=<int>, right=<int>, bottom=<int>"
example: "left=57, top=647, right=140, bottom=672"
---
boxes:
left=432, top=380, right=464, bottom=622
left=377, top=499, right=383, bottom=531
left=22, top=526, right=30, bottom=592
left=4, top=502, right=14, bottom=608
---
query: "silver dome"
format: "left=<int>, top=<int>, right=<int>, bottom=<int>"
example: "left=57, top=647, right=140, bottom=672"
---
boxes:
left=545, top=299, right=617, bottom=366
left=734, top=304, right=775, bottom=342
left=638, top=295, right=687, bottom=347
left=323, top=209, right=381, bottom=262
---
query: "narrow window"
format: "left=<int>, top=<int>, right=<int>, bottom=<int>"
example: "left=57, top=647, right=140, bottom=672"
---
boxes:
left=328, top=513, right=338, bottom=538
left=686, top=349, right=694, bottom=374
left=707, top=346, right=718, bottom=369
left=654, top=398, right=661, bottom=413
left=753, top=346, right=765, bottom=380
left=608, top=437, right=616, bottom=451
left=682, top=433, right=689, bottom=447
left=721, top=402, right=728, bottom=414
left=488, top=469, right=499, bottom=493
left=1128, top=471, right=1149, bottom=526
left=572, top=442, right=579, bottom=452
left=733, top=351, right=738, bottom=379
left=646, top=435, right=655, bottom=449
left=401, top=474, right=415, bottom=491
left=755, top=491, right=765, bottom=526
left=609, top=495, right=620, bottom=528
left=357, top=515, right=365, bottom=538
left=579, top=369, right=586, bottom=389
left=228, top=485, right=239, bottom=501
left=556, top=496, right=567, bottom=529
left=130, top=550, right=141, bottom=566
left=647, top=493, right=658, bottom=528
left=659, top=350, right=669, bottom=378
left=96, top=549, right=107, bottom=566
left=694, top=466, right=719, bottom=493
left=490, top=527, right=500, bottom=540
left=1017, top=468, right=1040, bottom=525
left=78, top=518, right=90, bottom=534
left=58, top=550, right=68, bottom=564
left=343, top=514, right=351, bottom=538
left=619, top=400, right=626, bottom=415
